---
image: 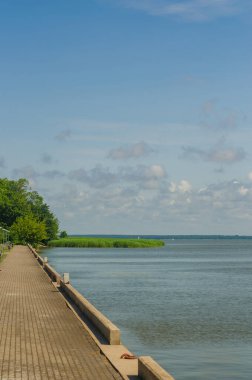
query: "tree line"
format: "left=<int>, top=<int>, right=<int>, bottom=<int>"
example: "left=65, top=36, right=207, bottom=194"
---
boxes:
left=0, top=178, right=59, bottom=246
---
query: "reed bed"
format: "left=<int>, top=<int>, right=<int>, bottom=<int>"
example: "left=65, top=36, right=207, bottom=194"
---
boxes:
left=48, top=237, right=164, bottom=248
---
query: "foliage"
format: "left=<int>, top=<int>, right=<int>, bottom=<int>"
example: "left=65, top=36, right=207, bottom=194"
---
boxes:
left=27, top=191, right=59, bottom=240
left=0, top=177, right=59, bottom=242
left=59, top=230, right=68, bottom=238
left=10, top=215, right=47, bottom=246
left=48, top=237, right=165, bottom=248
left=0, top=178, right=30, bottom=228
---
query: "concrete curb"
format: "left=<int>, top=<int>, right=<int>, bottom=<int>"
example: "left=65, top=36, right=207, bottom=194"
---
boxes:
left=60, top=281, right=121, bottom=345
left=44, top=263, right=61, bottom=285
left=139, top=357, right=175, bottom=380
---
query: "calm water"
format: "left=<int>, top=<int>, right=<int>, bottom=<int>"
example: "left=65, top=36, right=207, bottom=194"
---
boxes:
left=42, top=239, right=252, bottom=380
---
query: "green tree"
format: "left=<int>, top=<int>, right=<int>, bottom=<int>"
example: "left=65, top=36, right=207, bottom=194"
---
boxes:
left=0, top=177, right=59, bottom=242
left=10, top=215, right=47, bottom=246
left=0, top=178, right=30, bottom=228
left=59, top=230, right=68, bottom=238
left=27, top=191, right=59, bottom=240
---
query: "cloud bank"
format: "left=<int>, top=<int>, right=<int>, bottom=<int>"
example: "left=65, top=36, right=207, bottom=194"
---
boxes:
left=11, top=162, right=252, bottom=233
left=47, top=174, right=252, bottom=234
left=181, top=145, right=246, bottom=164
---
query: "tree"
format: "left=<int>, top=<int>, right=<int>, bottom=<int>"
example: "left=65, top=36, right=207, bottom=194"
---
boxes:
left=0, top=178, right=30, bottom=228
left=10, top=215, right=47, bottom=246
left=0, top=177, right=59, bottom=242
left=59, top=230, right=68, bottom=238
left=27, top=190, right=59, bottom=240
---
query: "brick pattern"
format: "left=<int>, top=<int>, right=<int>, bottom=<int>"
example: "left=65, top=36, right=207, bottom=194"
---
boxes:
left=0, top=246, right=122, bottom=380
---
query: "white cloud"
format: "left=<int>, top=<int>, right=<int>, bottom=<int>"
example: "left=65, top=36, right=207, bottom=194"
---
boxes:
left=147, top=165, right=166, bottom=178
left=181, top=145, right=246, bottom=164
left=209, top=147, right=246, bottom=163
left=178, top=180, right=192, bottom=193
left=108, top=141, right=154, bottom=160
left=69, top=165, right=116, bottom=188
left=169, top=182, right=177, bottom=193
left=248, top=172, right=252, bottom=181
left=113, top=0, right=248, bottom=20
left=238, top=186, right=249, bottom=196
left=120, top=164, right=167, bottom=190
left=168, top=180, right=192, bottom=194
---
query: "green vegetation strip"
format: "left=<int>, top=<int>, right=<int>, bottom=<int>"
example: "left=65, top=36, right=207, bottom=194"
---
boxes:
left=48, top=237, right=165, bottom=248
left=0, top=249, right=9, bottom=263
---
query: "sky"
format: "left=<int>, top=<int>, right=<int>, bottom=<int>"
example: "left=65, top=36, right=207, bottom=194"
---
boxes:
left=0, top=0, right=252, bottom=235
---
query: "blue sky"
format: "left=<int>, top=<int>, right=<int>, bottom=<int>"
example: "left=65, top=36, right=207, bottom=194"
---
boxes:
left=1, top=0, right=252, bottom=234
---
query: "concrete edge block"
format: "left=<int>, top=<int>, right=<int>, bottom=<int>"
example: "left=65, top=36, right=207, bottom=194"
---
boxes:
left=37, top=255, right=44, bottom=265
left=138, top=356, right=175, bottom=380
left=60, top=281, right=121, bottom=345
left=27, top=244, right=38, bottom=258
left=44, top=263, right=61, bottom=284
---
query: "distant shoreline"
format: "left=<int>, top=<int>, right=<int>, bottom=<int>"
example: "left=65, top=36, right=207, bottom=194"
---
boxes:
left=68, top=234, right=252, bottom=240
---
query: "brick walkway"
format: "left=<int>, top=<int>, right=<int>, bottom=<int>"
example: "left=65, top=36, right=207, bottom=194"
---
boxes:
left=0, top=246, right=122, bottom=380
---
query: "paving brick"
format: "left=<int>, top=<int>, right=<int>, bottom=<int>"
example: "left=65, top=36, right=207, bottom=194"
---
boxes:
left=0, top=246, right=122, bottom=380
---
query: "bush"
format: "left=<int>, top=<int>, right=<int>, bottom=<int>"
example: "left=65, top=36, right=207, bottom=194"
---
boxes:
left=10, top=215, right=47, bottom=246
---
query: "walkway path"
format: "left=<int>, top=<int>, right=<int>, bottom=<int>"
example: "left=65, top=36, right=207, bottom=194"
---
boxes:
left=0, top=246, right=122, bottom=380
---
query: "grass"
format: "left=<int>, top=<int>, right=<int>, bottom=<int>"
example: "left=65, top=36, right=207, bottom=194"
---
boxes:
left=48, top=237, right=165, bottom=248
left=0, top=247, right=9, bottom=263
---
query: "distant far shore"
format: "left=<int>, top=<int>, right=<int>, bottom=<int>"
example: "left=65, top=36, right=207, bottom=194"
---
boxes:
left=48, top=237, right=165, bottom=248
left=65, top=234, right=252, bottom=240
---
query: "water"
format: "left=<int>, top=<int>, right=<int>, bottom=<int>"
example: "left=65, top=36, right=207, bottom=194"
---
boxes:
left=41, top=239, right=252, bottom=379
